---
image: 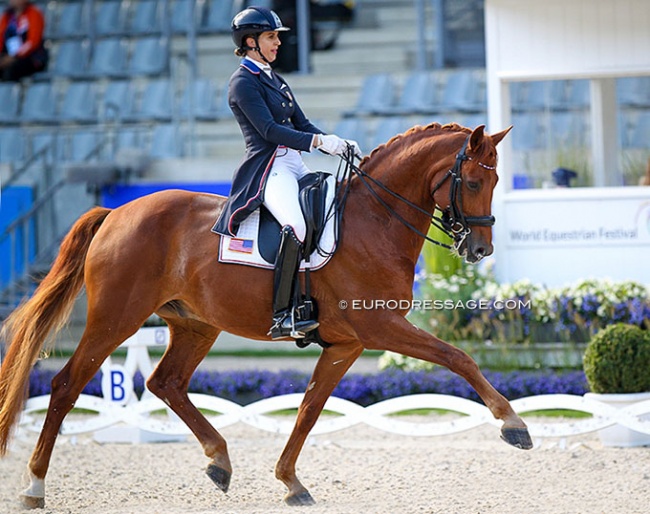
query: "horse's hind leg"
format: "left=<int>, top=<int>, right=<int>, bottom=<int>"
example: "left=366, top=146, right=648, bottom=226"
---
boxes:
left=145, top=319, right=231, bottom=493
left=24, top=312, right=151, bottom=508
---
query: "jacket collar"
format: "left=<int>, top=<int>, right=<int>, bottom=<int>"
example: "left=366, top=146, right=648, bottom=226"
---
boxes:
left=240, top=59, right=291, bottom=100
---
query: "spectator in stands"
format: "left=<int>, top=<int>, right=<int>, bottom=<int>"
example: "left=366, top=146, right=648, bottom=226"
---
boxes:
left=212, top=6, right=360, bottom=340
left=0, top=0, right=48, bottom=82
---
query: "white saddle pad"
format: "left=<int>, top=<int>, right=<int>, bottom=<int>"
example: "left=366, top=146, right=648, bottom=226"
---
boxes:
left=218, top=175, right=338, bottom=270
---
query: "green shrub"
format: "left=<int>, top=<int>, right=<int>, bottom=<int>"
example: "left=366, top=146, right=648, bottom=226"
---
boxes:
left=583, top=324, right=650, bottom=393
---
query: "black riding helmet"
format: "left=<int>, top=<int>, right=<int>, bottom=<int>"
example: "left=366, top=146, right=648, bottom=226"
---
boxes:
left=231, top=7, right=290, bottom=58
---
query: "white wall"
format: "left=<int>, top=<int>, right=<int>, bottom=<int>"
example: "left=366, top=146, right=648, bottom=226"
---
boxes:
left=485, top=0, right=650, bottom=284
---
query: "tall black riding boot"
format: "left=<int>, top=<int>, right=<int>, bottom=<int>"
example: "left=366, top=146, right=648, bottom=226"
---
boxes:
left=269, top=226, right=319, bottom=340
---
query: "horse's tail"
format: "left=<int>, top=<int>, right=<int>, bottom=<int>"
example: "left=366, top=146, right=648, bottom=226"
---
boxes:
left=0, top=206, right=111, bottom=455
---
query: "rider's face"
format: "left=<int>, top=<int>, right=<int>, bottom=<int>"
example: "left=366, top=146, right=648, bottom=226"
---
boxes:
left=247, top=31, right=281, bottom=63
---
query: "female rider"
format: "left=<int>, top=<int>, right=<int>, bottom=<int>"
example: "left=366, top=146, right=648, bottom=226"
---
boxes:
left=212, top=6, right=360, bottom=340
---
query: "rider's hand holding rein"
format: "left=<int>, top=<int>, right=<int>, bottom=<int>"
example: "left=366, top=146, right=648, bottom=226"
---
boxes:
left=314, top=134, right=363, bottom=159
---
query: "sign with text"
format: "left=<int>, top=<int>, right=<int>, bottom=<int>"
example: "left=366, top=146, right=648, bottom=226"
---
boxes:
left=495, top=187, right=650, bottom=285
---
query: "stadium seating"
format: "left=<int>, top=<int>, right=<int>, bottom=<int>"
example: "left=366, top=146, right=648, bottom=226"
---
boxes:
left=58, top=82, right=98, bottom=124
left=201, top=0, right=236, bottom=33
left=129, top=37, right=170, bottom=76
left=344, top=73, right=397, bottom=117
left=88, top=38, right=129, bottom=78
left=128, top=0, right=163, bottom=36
left=127, top=79, right=174, bottom=122
left=20, top=83, right=58, bottom=124
left=0, top=128, right=24, bottom=164
left=179, top=78, right=221, bottom=121
left=0, top=83, right=20, bottom=125
left=94, top=1, right=128, bottom=37
left=50, top=40, right=90, bottom=78
left=102, top=81, right=137, bottom=122
left=375, top=71, right=438, bottom=116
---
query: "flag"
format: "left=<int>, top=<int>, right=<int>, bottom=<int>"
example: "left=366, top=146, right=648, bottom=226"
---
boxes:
left=228, top=238, right=254, bottom=254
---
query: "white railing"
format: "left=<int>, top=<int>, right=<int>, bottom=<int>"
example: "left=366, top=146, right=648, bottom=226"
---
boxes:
left=18, top=328, right=650, bottom=442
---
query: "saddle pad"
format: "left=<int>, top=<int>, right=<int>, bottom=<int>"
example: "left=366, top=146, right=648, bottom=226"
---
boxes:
left=218, top=175, right=338, bottom=270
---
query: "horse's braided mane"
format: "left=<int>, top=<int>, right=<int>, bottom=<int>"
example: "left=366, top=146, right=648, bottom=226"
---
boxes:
left=359, top=122, right=471, bottom=168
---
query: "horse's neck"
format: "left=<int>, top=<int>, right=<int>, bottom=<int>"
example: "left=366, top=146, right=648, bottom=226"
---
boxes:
left=344, top=148, right=438, bottom=273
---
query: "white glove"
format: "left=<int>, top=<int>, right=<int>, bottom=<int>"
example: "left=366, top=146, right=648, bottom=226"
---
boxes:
left=317, top=134, right=346, bottom=156
left=344, top=139, right=362, bottom=159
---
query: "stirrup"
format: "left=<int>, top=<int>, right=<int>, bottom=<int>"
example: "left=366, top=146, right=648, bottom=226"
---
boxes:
left=268, top=309, right=319, bottom=340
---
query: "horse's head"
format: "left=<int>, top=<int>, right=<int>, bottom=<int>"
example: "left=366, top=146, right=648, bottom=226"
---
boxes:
left=430, top=125, right=511, bottom=263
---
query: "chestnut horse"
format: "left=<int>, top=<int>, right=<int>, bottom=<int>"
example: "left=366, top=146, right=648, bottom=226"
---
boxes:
left=0, top=123, right=531, bottom=509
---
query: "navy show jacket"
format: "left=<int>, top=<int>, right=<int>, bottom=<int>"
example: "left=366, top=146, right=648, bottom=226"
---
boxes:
left=212, top=59, right=323, bottom=237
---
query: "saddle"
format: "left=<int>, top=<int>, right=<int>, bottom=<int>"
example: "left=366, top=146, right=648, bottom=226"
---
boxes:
left=258, top=172, right=330, bottom=264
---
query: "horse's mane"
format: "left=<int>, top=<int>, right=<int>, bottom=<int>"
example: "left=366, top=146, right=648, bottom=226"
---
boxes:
left=359, top=122, right=472, bottom=169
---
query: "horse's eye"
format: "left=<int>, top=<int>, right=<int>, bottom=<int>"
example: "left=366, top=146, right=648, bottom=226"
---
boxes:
left=467, top=181, right=480, bottom=191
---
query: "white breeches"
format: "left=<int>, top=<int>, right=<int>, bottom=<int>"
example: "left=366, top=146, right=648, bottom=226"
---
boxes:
left=263, top=147, right=311, bottom=242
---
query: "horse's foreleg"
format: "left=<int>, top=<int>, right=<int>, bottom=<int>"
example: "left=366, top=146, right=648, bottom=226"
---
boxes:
left=275, top=342, right=363, bottom=506
left=362, top=316, right=532, bottom=449
left=145, top=320, right=232, bottom=493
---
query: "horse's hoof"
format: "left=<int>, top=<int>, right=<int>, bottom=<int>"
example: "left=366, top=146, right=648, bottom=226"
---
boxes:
left=206, top=464, right=231, bottom=493
left=285, top=490, right=316, bottom=507
left=501, top=426, right=533, bottom=450
left=20, top=494, right=45, bottom=509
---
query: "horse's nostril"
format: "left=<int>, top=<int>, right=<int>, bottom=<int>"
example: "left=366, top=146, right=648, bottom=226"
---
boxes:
left=475, top=247, right=485, bottom=258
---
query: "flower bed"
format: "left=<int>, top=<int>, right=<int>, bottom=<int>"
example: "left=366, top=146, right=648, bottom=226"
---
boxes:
left=28, top=367, right=588, bottom=406
left=412, top=266, right=650, bottom=344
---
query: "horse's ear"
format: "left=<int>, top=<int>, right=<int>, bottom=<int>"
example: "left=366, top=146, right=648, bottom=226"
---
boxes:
left=490, top=126, right=513, bottom=147
left=468, top=125, right=485, bottom=151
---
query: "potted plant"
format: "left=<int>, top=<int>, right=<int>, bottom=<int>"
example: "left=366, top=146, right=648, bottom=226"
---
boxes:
left=583, top=323, right=650, bottom=447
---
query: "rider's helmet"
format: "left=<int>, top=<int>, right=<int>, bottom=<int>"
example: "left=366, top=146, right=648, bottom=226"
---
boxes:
left=231, top=7, right=290, bottom=53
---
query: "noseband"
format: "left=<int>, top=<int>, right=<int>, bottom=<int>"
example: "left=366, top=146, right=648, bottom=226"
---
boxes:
left=336, top=134, right=496, bottom=250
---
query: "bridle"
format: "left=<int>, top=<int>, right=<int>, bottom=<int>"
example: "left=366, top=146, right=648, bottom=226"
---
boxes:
left=334, top=134, right=496, bottom=251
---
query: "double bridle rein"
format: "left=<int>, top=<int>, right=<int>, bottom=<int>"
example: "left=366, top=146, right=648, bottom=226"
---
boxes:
left=335, top=134, right=496, bottom=250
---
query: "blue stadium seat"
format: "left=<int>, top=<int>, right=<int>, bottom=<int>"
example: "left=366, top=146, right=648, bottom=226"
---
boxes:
left=0, top=83, right=20, bottom=125
left=215, top=86, right=234, bottom=119
left=439, top=70, right=486, bottom=113
left=129, top=37, right=169, bottom=76
left=375, top=72, right=438, bottom=116
left=101, top=81, right=136, bottom=122
left=51, top=40, right=89, bottom=78
left=202, top=0, right=235, bottom=33
left=114, top=127, right=144, bottom=152
left=344, top=73, right=397, bottom=117
left=95, top=0, right=127, bottom=36
left=88, top=38, right=129, bottom=78
left=0, top=128, right=24, bottom=164
left=59, top=83, right=98, bottom=124
left=150, top=124, right=184, bottom=159
left=127, top=79, right=174, bottom=122
left=51, top=1, right=88, bottom=39
left=179, top=78, right=220, bottom=120
left=20, top=83, right=58, bottom=124
left=369, top=117, right=410, bottom=151
left=171, top=0, right=205, bottom=34
left=129, top=0, right=163, bottom=35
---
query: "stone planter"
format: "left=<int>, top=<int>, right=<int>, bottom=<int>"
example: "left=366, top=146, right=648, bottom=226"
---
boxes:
left=585, top=391, right=650, bottom=447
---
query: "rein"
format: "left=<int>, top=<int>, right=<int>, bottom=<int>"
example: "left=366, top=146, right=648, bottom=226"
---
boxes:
left=335, top=134, right=496, bottom=250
